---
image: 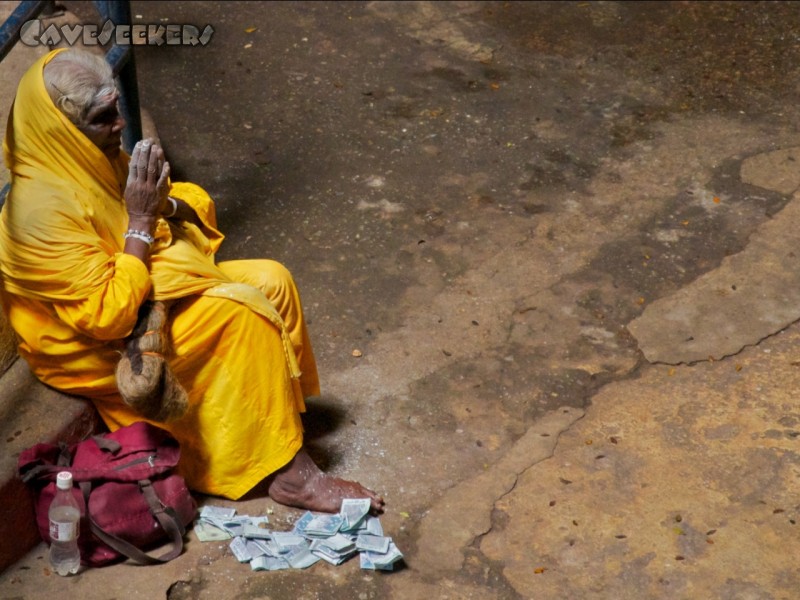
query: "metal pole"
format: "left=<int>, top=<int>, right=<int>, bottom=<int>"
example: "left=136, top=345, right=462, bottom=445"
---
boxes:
left=0, top=0, right=56, bottom=63
left=94, top=0, right=142, bottom=153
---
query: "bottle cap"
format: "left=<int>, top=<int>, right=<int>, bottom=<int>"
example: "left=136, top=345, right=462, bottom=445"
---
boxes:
left=56, top=471, right=73, bottom=491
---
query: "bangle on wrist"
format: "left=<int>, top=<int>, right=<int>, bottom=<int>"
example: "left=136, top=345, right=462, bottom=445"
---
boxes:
left=124, top=229, right=155, bottom=246
left=165, top=196, right=178, bottom=218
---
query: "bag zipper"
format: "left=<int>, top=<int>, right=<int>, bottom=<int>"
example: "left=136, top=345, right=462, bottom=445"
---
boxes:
left=112, top=453, right=157, bottom=471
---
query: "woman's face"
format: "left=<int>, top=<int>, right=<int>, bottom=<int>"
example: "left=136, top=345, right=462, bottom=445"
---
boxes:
left=77, top=91, right=125, bottom=160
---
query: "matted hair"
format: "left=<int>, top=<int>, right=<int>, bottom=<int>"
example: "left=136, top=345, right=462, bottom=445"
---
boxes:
left=43, top=49, right=116, bottom=126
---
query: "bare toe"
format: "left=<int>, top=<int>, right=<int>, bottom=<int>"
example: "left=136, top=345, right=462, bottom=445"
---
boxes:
left=266, top=448, right=385, bottom=514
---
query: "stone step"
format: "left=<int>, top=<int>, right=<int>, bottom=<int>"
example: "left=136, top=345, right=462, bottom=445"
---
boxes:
left=0, top=359, right=103, bottom=574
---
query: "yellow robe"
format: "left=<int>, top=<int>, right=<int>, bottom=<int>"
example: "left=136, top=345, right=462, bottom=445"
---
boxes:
left=0, top=50, right=319, bottom=499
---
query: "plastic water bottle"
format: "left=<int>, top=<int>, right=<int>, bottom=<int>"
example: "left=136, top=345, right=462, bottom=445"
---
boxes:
left=48, top=471, right=81, bottom=576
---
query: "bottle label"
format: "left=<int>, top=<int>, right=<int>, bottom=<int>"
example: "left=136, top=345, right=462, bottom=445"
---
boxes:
left=49, top=520, right=77, bottom=542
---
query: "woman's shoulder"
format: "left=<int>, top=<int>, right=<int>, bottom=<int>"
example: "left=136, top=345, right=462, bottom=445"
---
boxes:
left=3, top=178, right=83, bottom=224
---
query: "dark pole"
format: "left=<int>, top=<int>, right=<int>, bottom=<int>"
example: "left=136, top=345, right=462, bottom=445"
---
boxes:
left=0, top=0, right=57, bottom=63
left=94, top=1, right=142, bottom=153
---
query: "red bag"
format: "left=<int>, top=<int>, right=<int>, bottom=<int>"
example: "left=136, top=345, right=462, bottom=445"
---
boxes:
left=18, top=421, right=197, bottom=567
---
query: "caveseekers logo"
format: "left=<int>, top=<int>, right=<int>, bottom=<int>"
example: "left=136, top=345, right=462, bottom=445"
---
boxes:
left=21, top=20, right=214, bottom=46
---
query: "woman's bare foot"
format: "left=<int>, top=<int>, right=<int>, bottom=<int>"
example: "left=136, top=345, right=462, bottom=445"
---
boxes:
left=266, top=448, right=385, bottom=514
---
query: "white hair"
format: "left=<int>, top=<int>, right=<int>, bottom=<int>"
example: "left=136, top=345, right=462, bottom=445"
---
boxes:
left=43, top=50, right=116, bottom=126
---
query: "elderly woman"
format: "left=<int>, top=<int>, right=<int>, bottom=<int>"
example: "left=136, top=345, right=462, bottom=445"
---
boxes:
left=0, top=48, right=383, bottom=513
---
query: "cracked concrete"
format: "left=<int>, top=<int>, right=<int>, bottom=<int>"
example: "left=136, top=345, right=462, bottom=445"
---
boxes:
left=3, top=1, right=800, bottom=598
left=629, top=149, right=800, bottom=365
left=412, top=406, right=584, bottom=574
left=481, top=325, right=800, bottom=599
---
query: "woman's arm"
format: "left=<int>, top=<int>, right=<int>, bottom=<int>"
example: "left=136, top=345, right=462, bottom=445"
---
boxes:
left=53, top=139, right=168, bottom=340
left=165, top=196, right=203, bottom=229
left=123, top=139, right=169, bottom=264
left=53, top=253, right=151, bottom=340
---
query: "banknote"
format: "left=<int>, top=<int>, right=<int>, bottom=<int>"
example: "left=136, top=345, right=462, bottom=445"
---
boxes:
left=194, top=521, right=232, bottom=542
left=245, top=539, right=268, bottom=559
left=200, top=505, right=236, bottom=521
left=205, top=516, right=251, bottom=537
left=229, top=536, right=252, bottom=563
left=360, top=552, right=380, bottom=570
left=318, top=533, right=356, bottom=553
left=359, top=552, right=394, bottom=571
left=364, top=516, right=384, bottom=537
left=242, top=523, right=272, bottom=540
left=311, top=542, right=356, bottom=566
left=292, top=511, right=315, bottom=535
left=271, top=531, right=307, bottom=551
left=284, top=544, right=321, bottom=569
left=340, top=498, right=371, bottom=531
left=304, top=514, right=344, bottom=537
left=249, top=555, right=269, bottom=571
left=365, top=541, right=404, bottom=570
left=356, top=534, right=390, bottom=554
left=251, top=555, right=290, bottom=571
left=248, top=539, right=274, bottom=558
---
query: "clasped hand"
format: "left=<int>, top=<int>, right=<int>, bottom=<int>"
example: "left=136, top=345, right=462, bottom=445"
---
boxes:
left=125, top=139, right=170, bottom=221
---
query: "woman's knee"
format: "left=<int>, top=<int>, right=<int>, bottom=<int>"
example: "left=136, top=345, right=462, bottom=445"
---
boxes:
left=219, top=259, right=297, bottom=297
left=257, top=260, right=297, bottom=302
left=262, top=260, right=294, bottom=289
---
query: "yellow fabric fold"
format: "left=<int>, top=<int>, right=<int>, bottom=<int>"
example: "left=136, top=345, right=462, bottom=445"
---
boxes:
left=148, top=183, right=300, bottom=378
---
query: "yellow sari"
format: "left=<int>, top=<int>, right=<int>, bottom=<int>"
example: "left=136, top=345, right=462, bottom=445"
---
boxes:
left=0, top=50, right=319, bottom=499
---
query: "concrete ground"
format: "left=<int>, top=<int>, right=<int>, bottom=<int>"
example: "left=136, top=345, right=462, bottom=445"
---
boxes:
left=2, top=1, right=800, bottom=598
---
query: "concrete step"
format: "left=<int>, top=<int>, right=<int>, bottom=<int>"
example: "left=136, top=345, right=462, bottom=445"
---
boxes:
left=0, top=359, right=103, bottom=574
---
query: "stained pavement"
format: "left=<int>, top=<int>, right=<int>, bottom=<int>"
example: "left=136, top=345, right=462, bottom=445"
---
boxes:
left=2, top=1, right=800, bottom=598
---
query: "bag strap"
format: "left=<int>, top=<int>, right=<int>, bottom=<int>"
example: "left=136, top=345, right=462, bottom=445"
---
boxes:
left=20, top=463, right=62, bottom=484
left=20, top=443, right=75, bottom=484
left=80, top=480, right=186, bottom=565
left=90, top=435, right=121, bottom=454
left=56, top=442, right=73, bottom=466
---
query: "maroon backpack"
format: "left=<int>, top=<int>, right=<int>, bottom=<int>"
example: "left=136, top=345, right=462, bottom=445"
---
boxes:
left=18, top=421, right=197, bottom=567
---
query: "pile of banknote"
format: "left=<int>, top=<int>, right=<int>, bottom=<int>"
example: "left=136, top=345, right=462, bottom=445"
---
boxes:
left=195, top=499, right=404, bottom=571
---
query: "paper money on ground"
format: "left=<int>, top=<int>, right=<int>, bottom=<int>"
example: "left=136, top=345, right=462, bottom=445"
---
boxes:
left=356, top=534, right=391, bottom=554
left=194, top=520, right=232, bottom=542
left=199, top=505, right=236, bottom=521
left=303, top=513, right=344, bottom=537
left=251, top=555, right=290, bottom=571
left=363, top=541, right=404, bottom=571
left=198, top=499, right=404, bottom=572
left=340, top=498, right=371, bottom=531
left=195, top=505, right=270, bottom=541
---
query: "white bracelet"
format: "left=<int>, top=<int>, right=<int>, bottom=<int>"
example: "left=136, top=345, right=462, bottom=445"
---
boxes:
left=124, top=229, right=155, bottom=246
left=165, top=196, right=178, bottom=218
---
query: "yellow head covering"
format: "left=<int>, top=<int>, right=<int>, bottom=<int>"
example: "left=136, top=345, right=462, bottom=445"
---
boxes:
left=4, top=49, right=128, bottom=204
left=0, top=49, right=130, bottom=301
